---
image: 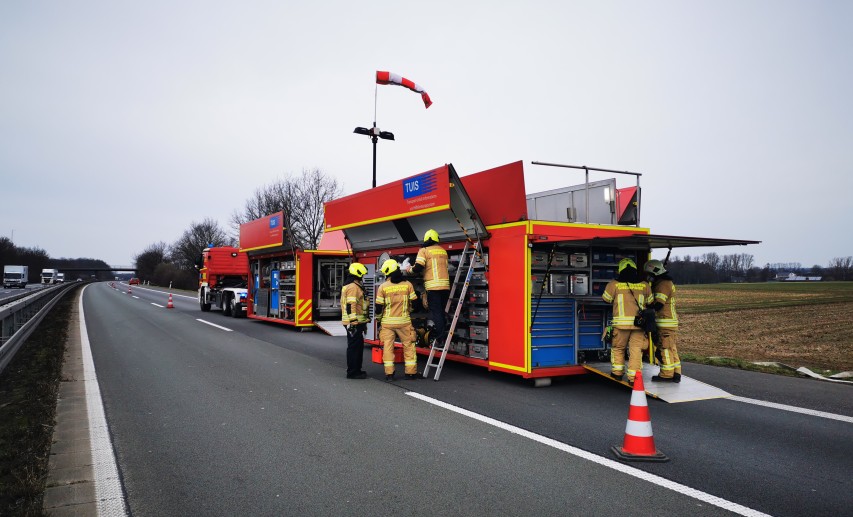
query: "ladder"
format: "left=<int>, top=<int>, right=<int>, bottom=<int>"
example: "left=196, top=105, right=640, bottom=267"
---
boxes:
left=423, top=240, right=482, bottom=381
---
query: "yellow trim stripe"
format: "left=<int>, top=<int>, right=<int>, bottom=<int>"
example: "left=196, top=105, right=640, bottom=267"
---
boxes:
left=239, top=242, right=285, bottom=253
left=489, top=361, right=529, bottom=373
left=523, top=234, right=531, bottom=373
left=527, top=219, right=651, bottom=233
left=484, top=221, right=529, bottom=231
left=325, top=204, right=451, bottom=232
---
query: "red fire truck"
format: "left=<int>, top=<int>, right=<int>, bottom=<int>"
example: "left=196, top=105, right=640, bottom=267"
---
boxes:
left=323, top=160, right=758, bottom=390
left=198, top=247, right=249, bottom=317
left=238, top=211, right=353, bottom=335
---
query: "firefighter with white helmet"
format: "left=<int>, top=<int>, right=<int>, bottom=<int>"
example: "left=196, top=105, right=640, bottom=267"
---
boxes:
left=644, top=259, right=682, bottom=383
left=341, top=262, right=371, bottom=379
left=376, top=259, right=419, bottom=380
left=405, top=229, right=450, bottom=346
left=602, top=257, right=653, bottom=384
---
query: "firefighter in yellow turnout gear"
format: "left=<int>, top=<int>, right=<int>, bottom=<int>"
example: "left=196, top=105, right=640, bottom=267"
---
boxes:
left=645, top=260, right=682, bottom=383
left=375, top=259, right=420, bottom=380
left=602, top=258, right=653, bottom=383
left=341, top=262, right=370, bottom=379
left=406, top=229, right=450, bottom=346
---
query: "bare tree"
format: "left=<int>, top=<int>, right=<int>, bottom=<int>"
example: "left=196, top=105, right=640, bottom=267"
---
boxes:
left=828, top=256, right=853, bottom=281
left=230, top=168, right=342, bottom=250
left=171, top=218, right=234, bottom=272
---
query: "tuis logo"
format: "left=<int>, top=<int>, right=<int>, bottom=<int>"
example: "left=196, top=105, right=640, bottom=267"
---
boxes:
left=269, top=215, right=280, bottom=228
left=403, top=171, right=437, bottom=199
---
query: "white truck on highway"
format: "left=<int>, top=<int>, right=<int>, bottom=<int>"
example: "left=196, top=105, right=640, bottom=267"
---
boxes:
left=41, top=268, right=59, bottom=284
left=3, top=265, right=29, bottom=288
left=56, top=272, right=65, bottom=283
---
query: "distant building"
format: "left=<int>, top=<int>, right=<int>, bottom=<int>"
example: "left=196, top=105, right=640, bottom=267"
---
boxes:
left=777, top=272, right=822, bottom=282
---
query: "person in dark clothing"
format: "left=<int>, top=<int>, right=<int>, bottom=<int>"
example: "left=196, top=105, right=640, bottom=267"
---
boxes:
left=405, top=229, right=450, bottom=347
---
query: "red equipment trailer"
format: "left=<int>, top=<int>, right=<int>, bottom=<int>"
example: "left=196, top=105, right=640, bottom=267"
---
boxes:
left=324, top=160, right=758, bottom=387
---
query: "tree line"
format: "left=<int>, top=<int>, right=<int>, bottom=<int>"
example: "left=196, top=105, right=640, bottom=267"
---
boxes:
left=0, top=237, right=113, bottom=282
left=666, top=253, right=853, bottom=284
left=133, top=168, right=341, bottom=290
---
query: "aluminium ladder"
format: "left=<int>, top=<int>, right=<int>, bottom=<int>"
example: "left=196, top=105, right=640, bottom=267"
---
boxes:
left=423, top=240, right=482, bottom=381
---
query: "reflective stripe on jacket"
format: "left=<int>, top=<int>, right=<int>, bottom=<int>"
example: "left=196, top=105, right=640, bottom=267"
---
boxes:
left=415, top=245, right=449, bottom=290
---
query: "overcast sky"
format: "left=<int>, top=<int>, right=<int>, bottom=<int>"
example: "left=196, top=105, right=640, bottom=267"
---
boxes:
left=1, top=1, right=850, bottom=268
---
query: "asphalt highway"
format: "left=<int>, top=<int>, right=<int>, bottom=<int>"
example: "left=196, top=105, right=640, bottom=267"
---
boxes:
left=83, top=282, right=852, bottom=516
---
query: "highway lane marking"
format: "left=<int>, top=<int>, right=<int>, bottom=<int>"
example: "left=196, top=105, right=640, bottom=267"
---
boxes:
left=196, top=318, right=233, bottom=332
left=729, top=396, right=853, bottom=423
left=132, top=296, right=139, bottom=299
left=151, top=303, right=164, bottom=308
left=407, top=392, right=770, bottom=517
left=79, top=286, right=129, bottom=516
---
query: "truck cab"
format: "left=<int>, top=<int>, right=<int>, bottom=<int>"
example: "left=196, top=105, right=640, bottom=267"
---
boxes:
left=198, top=247, right=249, bottom=317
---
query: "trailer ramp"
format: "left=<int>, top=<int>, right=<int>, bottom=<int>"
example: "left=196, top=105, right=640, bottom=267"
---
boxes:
left=584, top=362, right=731, bottom=403
left=315, top=320, right=348, bottom=337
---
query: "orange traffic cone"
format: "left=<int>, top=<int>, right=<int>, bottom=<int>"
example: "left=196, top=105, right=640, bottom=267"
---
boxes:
left=128, top=285, right=132, bottom=294
left=611, top=372, right=669, bottom=462
left=167, top=293, right=174, bottom=309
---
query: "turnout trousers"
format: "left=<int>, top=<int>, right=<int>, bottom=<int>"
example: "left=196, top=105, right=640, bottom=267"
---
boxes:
left=345, top=324, right=366, bottom=377
left=427, top=289, right=450, bottom=343
left=379, top=324, right=418, bottom=375
left=656, top=328, right=681, bottom=378
left=612, top=328, right=649, bottom=382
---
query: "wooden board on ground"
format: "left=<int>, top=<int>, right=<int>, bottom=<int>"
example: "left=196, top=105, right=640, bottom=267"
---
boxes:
left=583, top=362, right=732, bottom=403
left=315, top=320, right=348, bottom=337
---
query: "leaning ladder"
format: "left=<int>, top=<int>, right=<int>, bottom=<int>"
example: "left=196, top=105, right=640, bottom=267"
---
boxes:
left=423, top=240, right=481, bottom=381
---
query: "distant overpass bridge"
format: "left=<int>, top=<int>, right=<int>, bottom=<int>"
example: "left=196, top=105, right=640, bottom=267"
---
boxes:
left=56, top=266, right=138, bottom=273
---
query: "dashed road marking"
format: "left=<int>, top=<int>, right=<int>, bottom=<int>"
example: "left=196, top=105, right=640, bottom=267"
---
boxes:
left=196, top=318, right=232, bottom=332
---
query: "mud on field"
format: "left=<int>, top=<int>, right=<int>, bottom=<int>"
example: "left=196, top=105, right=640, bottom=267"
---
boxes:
left=680, top=302, right=853, bottom=372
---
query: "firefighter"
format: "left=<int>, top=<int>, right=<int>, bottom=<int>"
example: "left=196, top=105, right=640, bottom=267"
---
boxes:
left=645, top=259, right=682, bottom=383
left=405, top=229, right=450, bottom=346
left=376, top=259, right=419, bottom=380
left=341, top=262, right=370, bottom=379
left=602, top=258, right=653, bottom=384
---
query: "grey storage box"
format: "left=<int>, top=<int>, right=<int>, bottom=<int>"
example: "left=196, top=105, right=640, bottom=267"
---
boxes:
left=570, top=253, right=588, bottom=268
left=571, top=274, right=589, bottom=295
left=550, top=252, right=569, bottom=267
left=469, top=289, right=489, bottom=304
left=549, top=274, right=570, bottom=295
left=468, top=343, right=488, bottom=359
left=469, top=325, right=489, bottom=341
left=469, top=306, right=489, bottom=322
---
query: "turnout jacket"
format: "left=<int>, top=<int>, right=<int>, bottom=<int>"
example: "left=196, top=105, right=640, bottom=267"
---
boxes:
left=375, top=279, right=417, bottom=328
left=651, top=278, right=678, bottom=329
left=602, top=280, right=653, bottom=329
left=340, top=279, right=369, bottom=325
left=415, top=244, right=449, bottom=290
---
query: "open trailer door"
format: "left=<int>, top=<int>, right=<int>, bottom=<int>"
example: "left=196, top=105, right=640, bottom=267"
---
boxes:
left=575, top=232, right=760, bottom=402
left=324, top=163, right=488, bottom=251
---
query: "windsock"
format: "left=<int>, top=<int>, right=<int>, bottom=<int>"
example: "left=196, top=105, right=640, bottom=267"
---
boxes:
left=376, top=71, right=432, bottom=108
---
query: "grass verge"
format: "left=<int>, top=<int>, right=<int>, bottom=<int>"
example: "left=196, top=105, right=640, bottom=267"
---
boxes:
left=680, top=352, right=801, bottom=377
left=0, top=292, right=74, bottom=516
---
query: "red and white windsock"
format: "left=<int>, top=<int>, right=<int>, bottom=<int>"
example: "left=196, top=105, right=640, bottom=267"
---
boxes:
left=611, top=372, right=669, bottom=462
left=376, top=71, right=432, bottom=108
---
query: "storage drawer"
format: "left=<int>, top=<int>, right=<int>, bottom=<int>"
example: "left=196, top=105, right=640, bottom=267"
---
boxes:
left=468, top=289, right=489, bottom=304
left=468, top=343, right=488, bottom=359
left=571, top=274, right=589, bottom=295
left=469, top=325, right=489, bottom=341
left=550, top=274, right=570, bottom=295
left=550, top=252, right=569, bottom=267
left=532, top=251, right=549, bottom=268
left=570, top=253, right=588, bottom=268
left=468, top=306, right=488, bottom=322
left=579, top=333, right=605, bottom=350
left=531, top=274, right=547, bottom=295
left=469, top=271, right=488, bottom=285
left=531, top=345, right=575, bottom=367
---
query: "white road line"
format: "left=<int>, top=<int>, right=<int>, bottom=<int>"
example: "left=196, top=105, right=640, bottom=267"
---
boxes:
left=79, top=286, right=129, bottom=516
left=132, top=296, right=139, bottom=299
left=406, top=392, right=770, bottom=517
left=196, top=318, right=233, bottom=332
left=729, top=396, right=853, bottom=423
left=151, top=303, right=164, bottom=308
left=122, top=283, right=196, bottom=300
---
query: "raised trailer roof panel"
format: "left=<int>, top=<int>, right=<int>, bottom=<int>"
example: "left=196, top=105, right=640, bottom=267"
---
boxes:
left=586, top=233, right=760, bottom=249
left=460, top=160, right=528, bottom=226
left=324, top=164, right=488, bottom=252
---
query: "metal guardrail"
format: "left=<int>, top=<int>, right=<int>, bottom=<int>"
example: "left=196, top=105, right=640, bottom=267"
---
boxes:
left=0, top=282, right=81, bottom=375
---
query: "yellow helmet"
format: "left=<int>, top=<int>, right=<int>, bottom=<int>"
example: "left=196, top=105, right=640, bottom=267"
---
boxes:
left=643, top=259, right=666, bottom=276
left=348, top=262, right=367, bottom=278
left=617, top=258, right=637, bottom=274
left=380, top=259, right=399, bottom=276
left=424, top=229, right=440, bottom=243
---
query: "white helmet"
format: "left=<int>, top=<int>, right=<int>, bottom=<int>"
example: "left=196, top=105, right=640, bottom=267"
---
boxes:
left=644, top=259, right=666, bottom=276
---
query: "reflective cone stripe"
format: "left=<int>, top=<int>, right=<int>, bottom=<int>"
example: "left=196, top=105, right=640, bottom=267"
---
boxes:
left=167, top=294, right=174, bottom=309
left=611, top=372, right=669, bottom=462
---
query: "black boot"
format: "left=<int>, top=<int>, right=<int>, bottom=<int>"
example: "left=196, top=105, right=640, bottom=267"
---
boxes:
left=405, top=373, right=420, bottom=380
left=673, top=373, right=682, bottom=383
left=652, top=374, right=673, bottom=382
left=610, top=372, right=624, bottom=381
left=385, top=373, right=395, bottom=382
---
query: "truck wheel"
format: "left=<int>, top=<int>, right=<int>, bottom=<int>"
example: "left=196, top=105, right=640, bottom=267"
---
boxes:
left=232, top=302, right=243, bottom=318
left=224, top=297, right=234, bottom=317
left=200, top=289, right=211, bottom=312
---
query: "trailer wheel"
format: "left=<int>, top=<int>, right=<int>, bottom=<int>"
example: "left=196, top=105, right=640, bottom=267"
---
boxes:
left=200, top=289, right=211, bottom=312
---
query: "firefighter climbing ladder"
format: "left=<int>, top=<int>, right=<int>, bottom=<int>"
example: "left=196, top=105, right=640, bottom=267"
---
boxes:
left=423, top=239, right=482, bottom=381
